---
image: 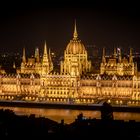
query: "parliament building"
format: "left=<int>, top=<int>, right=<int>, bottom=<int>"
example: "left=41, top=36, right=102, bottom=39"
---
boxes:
left=0, top=22, right=139, bottom=106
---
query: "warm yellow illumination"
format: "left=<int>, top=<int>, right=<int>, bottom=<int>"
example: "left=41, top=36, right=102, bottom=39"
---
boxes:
left=0, top=23, right=139, bottom=106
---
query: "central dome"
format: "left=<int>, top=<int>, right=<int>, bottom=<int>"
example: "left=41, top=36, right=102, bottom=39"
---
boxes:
left=66, top=21, right=86, bottom=54
left=66, top=39, right=86, bottom=54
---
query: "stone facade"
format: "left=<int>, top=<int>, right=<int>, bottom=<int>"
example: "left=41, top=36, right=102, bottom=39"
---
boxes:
left=0, top=22, right=139, bottom=106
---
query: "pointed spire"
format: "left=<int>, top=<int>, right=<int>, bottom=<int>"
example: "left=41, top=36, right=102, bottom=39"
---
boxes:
left=13, top=62, right=16, bottom=69
left=113, top=47, right=117, bottom=58
left=49, top=48, right=51, bottom=64
left=49, top=48, right=53, bottom=70
left=42, top=41, right=49, bottom=64
left=118, top=48, right=122, bottom=63
left=103, top=47, right=105, bottom=57
left=35, top=47, right=40, bottom=62
left=102, top=47, right=106, bottom=63
left=44, top=41, right=47, bottom=56
left=42, top=41, right=53, bottom=75
left=135, top=62, right=138, bottom=76
left=129, top=48, right=133, bottom=63
left=73, top=20, right=78, bottom=40
left=22, top=47, right=26, bottom=63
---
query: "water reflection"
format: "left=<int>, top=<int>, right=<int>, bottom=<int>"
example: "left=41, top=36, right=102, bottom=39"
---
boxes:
left=113, top=112, right=140, bottom=121
left=0, top=106, right=140, bottom=124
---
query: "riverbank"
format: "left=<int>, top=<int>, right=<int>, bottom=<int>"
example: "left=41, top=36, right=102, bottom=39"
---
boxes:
left=0, top=100, right=140, bottom=112
left=0, top=108, right=140, bottom=139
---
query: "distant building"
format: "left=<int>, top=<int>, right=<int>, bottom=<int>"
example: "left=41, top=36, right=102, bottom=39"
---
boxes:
left=0, top=22, right=140, bottom=105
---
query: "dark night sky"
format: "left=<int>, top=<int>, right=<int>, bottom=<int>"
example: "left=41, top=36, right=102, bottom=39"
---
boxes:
left=0, top=0, right=140, bottom=56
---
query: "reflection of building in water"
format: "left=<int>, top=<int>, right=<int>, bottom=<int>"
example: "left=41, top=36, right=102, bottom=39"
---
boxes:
left=0, top=22, right=140, bottom=106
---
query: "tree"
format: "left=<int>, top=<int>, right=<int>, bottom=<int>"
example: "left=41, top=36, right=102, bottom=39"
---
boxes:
left=101, top=102, right=114, bottom=120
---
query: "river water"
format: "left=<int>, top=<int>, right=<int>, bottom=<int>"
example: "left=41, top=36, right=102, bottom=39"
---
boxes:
left=0, top=106, right=140, bottom=124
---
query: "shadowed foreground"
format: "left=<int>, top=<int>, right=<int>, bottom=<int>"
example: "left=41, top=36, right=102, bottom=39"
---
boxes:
left=0, top=103, right=140, bottom=139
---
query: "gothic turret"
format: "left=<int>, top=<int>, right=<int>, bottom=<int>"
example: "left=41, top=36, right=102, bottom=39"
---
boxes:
left=102, top=47, right=106, bottom=63
left=22, top=47, right=26, bottom=63
left=20, top=47, right=26, bottom=73
left=49, top=48, right=53, bottom=71
left=42, top=42, right=53, bottom=75
left=129, top=48, right=133, bottom=63
left=35, top=47, right=40, bottom=62
left=113, top=48, right=117, bottom=59
left=42, top=42, right=49, bottom=65
left=118, top=48, right=122, bottom=63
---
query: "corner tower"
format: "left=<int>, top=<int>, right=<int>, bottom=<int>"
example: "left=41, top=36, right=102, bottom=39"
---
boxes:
left=41, top=42, right=53, bottom=75
left=20, top=47, right=26, bottom=73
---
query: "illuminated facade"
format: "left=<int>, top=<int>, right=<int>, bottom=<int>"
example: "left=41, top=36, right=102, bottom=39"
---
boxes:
left=100, top=47, right=135, bottom=76
left=0, top=22, right=140, bottom=106
left=60, top=22, right=91, bottom=76
left=18, top=42, right=53, bottom=75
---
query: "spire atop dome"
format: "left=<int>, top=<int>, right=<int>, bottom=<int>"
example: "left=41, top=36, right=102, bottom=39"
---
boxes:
left=73, top=20, right=78, bottom=40
left=65, top=21, right=86, bottom=54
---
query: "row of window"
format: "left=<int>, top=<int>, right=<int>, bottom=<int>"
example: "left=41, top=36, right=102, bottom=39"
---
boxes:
left=82, top=83, right=133, bottom=87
